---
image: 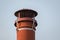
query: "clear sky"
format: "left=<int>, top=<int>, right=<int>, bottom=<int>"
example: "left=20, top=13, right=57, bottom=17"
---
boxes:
left=0, top=0, right=60, bottom=40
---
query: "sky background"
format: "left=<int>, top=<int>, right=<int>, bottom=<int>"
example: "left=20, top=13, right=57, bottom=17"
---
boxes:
left=0, top=0, right=60, bottom=40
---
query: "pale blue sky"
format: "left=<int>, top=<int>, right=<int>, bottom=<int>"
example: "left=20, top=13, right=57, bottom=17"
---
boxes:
left=0, top=0, right=60, bottom=40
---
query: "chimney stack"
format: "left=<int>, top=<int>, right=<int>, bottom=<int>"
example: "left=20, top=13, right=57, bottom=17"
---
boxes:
left=14, top=9, right=38, bottom=40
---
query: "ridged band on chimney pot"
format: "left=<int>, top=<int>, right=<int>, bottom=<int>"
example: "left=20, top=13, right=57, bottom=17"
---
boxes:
left=14, top=19, right=37, bottom=27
